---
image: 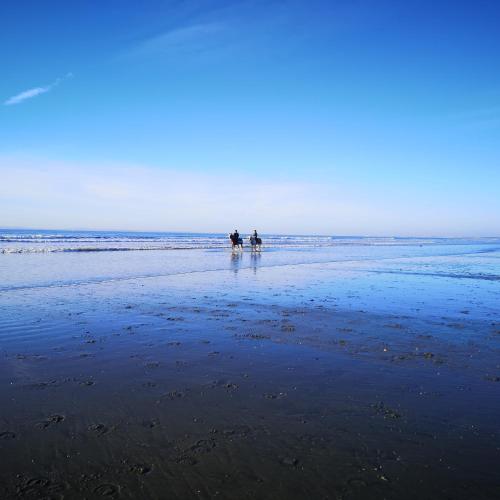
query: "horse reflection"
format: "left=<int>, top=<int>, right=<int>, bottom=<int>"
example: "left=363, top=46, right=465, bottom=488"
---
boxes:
left=250, top=251, right=261, bottom=274
left=230, top=251, right=243, bottom=273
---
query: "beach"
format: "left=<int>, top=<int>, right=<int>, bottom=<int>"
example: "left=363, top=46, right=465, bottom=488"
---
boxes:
left=1, top=232, right=499, bottom=499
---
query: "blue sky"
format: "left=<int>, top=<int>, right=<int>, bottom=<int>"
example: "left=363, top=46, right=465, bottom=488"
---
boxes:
left=1, top=0, right=499, bottom=235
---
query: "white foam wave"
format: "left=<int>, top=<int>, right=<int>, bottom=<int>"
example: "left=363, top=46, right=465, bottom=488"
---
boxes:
left=1, top=230, right=500, bottom=255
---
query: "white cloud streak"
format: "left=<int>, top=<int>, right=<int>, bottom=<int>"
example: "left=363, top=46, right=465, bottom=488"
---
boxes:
left=4, top=86, right=52, bottom=105
left=1, top=155, right=497, bottom=236
left=4, top=73, right=73, bottom=106
left=124, top=23, right=224, bottom=59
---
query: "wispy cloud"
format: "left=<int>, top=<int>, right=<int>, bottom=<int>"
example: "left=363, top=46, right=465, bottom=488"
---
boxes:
left=0, top=155, right=379, bottom=234
left=124, top=23, right=224, bottom=59
left=1, top=154, right=498, bottom=235
left=4, top=72, right=73, bottom=106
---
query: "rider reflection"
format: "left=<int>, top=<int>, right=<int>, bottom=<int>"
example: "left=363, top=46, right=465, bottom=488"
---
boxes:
left=250, top=251, right=261, bottom=274
left=230, top=251, right=242, bottom=274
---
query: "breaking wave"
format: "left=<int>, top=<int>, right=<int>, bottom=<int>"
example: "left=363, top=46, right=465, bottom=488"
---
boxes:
left=2, top=230, right=500, bottom=254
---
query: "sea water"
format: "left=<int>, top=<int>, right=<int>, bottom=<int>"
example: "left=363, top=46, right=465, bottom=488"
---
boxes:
left=1, top=229, right=499, bottom=292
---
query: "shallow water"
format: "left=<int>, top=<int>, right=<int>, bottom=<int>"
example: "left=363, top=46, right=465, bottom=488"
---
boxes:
left=1, top=229, right=499, bottom=291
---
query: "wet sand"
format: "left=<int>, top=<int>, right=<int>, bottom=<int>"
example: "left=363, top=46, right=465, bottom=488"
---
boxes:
left=1, top=256, right=499, bottom=499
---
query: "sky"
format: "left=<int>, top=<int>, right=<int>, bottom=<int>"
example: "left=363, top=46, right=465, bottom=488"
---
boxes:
left=1, top=0, right=499, bottom=236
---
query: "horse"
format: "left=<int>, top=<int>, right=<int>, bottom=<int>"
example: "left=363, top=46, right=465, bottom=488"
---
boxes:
left=229, top=233, right=243, bottom=251
left=249, top=236, right=262, bottom=251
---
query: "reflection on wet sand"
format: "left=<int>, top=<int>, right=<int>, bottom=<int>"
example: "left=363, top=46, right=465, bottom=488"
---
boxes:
left=0, top=248, right=499, bottom=499
left=250, top=251, right=261, bottom=274
left=230, top=251, right=263, bottom=276
left=230, top=251, right=243, bottom=273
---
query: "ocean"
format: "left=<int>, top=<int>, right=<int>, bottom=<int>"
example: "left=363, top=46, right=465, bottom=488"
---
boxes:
left=1, top=229, right=499, bottom=293
left=2, top=228, right=500, bottom=254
